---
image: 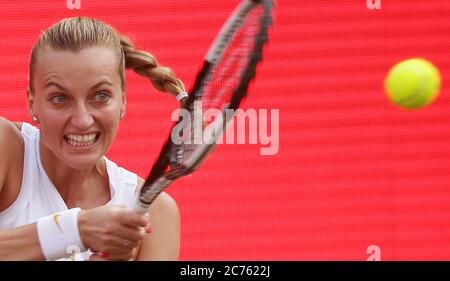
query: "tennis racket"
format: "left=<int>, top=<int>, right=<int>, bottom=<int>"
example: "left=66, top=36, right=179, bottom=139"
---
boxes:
left=133, top=0, right=273, bottom=213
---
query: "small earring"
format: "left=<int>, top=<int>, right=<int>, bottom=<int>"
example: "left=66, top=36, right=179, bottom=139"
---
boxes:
left=32, top=116, right=39, bottom=123
left=120, top=112, right=125, bottom=119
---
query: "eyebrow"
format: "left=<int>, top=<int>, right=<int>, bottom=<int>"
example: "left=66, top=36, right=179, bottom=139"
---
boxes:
left=44, top=80, right=114, bottom=91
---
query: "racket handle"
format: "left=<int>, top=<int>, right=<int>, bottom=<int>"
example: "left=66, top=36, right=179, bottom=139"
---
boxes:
left=131, top=175, right=174, bottom=214
left=130, top=192, right=150, bottom=215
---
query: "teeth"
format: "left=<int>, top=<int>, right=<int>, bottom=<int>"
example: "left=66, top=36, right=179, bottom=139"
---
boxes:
left=65, top=133, right=98, bottom=147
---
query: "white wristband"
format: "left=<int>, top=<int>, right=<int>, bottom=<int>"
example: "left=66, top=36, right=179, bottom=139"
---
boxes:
left=176, top=91, right=188, bottom=102
left=36, top=208, right=87, bottom=261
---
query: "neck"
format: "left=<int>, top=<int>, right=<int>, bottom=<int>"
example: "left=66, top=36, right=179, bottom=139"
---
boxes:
left=39, top=140, right=110, bottom=209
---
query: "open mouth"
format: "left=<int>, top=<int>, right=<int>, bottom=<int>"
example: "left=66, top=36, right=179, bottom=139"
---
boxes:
left=63, top=133, right=100, bottom=147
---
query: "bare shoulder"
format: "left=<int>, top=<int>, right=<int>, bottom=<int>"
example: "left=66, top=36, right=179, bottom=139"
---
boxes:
left=13, top=122, right=22, bottom=131
left=136, top=176, right=180, bottom=260
left=136, top=176, right=180, bottom=219
left=0, top=117, right=22, bottom=139
left=0, top=117, right=24, bottom=170
left=0, top=117, right=24, bottom=210
left=0, top=117, right=22, bottom=130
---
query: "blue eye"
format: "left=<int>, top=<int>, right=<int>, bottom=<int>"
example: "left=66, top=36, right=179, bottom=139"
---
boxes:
left=95, top=92, right=110, bottom=102
left=50, top=95, right=67, bottom=104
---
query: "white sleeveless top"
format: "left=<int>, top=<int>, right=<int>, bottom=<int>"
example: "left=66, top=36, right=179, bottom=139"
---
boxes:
left=0, top=123, right=138, bottom=260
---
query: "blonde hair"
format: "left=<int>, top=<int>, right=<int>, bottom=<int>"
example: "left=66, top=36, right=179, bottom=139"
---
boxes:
left=29, top=16, right=185, bottom=97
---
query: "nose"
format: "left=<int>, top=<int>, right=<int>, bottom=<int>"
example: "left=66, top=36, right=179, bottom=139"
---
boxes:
left=70, top=103, right=94, bottom=130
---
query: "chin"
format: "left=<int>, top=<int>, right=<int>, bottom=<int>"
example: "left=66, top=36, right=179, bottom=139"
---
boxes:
left=64, top=155, right=103, bottom=170
left=67, top=158, right=99, bottom=170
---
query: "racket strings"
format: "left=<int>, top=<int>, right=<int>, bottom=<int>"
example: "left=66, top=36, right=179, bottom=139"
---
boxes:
left=174, top=5, right=264, bottom=164
left=202, top=6, right=263, bottom=112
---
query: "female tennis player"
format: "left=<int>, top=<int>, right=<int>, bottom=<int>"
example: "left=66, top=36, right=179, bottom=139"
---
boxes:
left=0, top=17, right=185, bottom=261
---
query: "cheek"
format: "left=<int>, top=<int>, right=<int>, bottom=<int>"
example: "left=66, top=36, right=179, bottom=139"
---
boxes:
left=38, top=108, right=67, bottom=131
left=40, top=116, right=67, bottom=142
left=97, top=107, right=121, bottom=131
left=37, top=115, right=68, bottom=151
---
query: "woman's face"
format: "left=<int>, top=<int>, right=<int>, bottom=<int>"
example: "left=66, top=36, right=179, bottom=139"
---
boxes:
left=29, top=46, right=125, bottom=169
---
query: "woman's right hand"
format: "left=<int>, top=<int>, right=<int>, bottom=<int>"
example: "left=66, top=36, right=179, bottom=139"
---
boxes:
left=77, top=205, right=148, bottom=260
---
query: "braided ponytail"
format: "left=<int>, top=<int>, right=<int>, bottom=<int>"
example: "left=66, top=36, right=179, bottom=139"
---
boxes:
left=120, top=36, right=186, bottom=99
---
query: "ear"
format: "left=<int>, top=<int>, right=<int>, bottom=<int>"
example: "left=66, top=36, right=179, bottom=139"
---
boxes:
left=121, top=91, right=127, bottom=116
left=27, top=87, right=35, bottom=117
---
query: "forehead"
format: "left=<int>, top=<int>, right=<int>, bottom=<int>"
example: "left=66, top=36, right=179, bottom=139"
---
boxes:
left=34, top=46, right=121, bottom=87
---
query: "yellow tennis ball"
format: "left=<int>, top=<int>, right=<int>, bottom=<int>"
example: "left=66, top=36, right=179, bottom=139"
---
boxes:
left=384, top=58, right=441, bottom=109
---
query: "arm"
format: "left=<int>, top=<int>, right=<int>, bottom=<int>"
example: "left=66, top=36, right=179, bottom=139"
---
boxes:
left=135, top=177, right=181, bottom=261
left=0, top=206, right=148, bottom=261
left=0, top=117, right=45, bottom=260
left=0, top=224, right=45, bottom=260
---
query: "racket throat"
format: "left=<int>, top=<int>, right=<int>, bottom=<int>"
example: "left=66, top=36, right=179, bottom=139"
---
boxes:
left=134, top=176, right=174, bottom=212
